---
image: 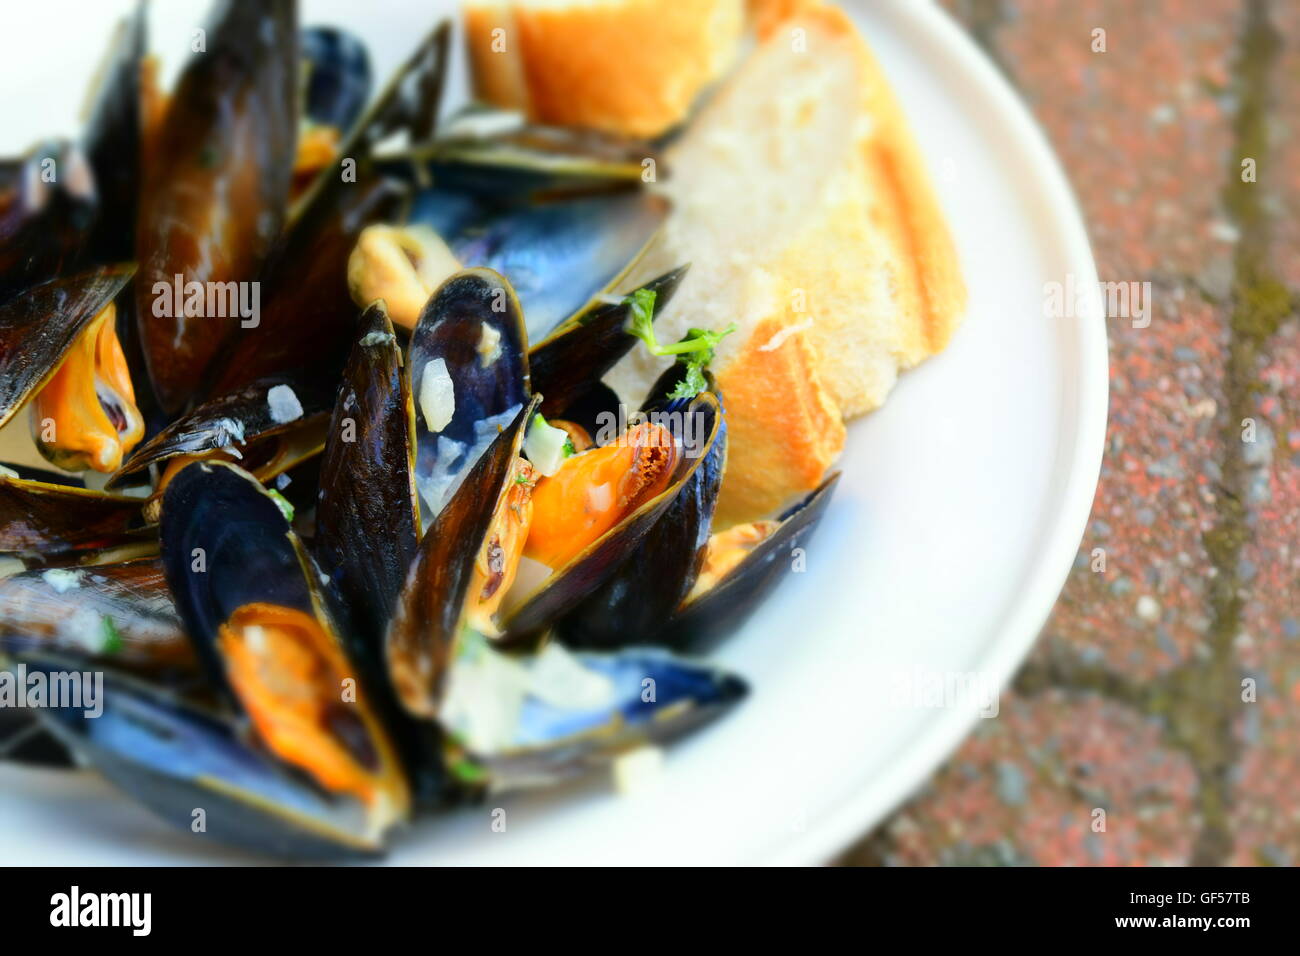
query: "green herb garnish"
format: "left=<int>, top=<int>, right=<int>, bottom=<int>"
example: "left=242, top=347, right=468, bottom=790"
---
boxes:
left=667, top=364, right=708, bottom=400
left=625, top=289, right=735, bottom=399
left=449, top=756, right=489, bottom=785
left=101, top=616, right=124, bottom=655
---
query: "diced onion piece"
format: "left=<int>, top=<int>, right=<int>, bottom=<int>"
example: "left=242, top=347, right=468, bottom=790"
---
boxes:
left=613, top=747, right=665, bottom=796
left=477, top=322, right=502, bottom=367
left=419, top=358, right=455, bottom=432
left=267, top=384, right=303, bottom=424
left=524, top=414, right=572, bottom=477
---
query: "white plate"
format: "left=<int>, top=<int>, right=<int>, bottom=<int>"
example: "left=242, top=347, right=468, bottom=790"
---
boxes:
left=0, top=0, right=1106, bottom=865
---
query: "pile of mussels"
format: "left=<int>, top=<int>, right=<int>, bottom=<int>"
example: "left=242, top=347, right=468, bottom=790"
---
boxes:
left=0, top=0, right=837, bottom=858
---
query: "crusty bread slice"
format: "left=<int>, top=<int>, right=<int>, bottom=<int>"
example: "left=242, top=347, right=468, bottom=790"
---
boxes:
left=712, top=317, right=845, bottom=529
left=605, top=2, right=965, bottom=524
left=463, top=0, right=745, bottom=138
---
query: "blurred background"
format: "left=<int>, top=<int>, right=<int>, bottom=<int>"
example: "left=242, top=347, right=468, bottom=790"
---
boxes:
left=840, top=0, right=1299, bottom=866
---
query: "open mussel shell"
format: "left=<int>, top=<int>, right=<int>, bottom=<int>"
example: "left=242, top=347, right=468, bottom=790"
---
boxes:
left=502, top=390, right=725, bottom=643
left=109, top=377, right=332, bottom=488
left=311, top=306, right=451, bottom=807
left=529, top=265, right=688, bottom=423
left=0, top=462, right=81, bottom=487
left=664, top=473, right=842, bottom=654
left=0, top=471, right=148, bottom=558
left=555, top=388, right=727, bottom=651
left=410, top=189, right=669, bottom=341
left=81, top=0, right=146, bottom=265
left=441, top=637, right=747, bottom=792
left=27, top=657, right=395, bottom=859
left=379, top=110, right=661, bottom=201
left=159, top=461, right=325, bottom=684
left=0, top=559, right=194, bottom=678
left=134, top=0, right=299, bottom=413
left=387, top=397, right=539, bottom=718
left=0, top=266, right=133, bottom=432
left=409, top=267, right=530, bottom=524
left=159, top=460, right=411, bottom=838
left=315, top=303, right=418, bottom=655
left=301, top=27, right=372, bottom=133
left=0, top=141, right=100, bottom=305
left=354, top=19, right=449, bottom=152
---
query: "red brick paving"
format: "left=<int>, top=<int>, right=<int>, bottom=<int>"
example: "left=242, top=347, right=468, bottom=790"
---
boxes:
left=839, top=0, right=1298, bottom=866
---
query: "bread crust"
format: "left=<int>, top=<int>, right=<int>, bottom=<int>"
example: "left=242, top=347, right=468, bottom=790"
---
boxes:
left=464, top=0, right=745, bottom=138
left=713, top=315, right=845, bottom=528
left=840, top=4, right=966, bottom=365
left=756, top=3, right=966, bottom=417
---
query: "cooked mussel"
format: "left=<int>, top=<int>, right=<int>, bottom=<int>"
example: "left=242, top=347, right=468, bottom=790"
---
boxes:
left=293, top=26, right=372, bottom=195
left=408, top=189, right=668, bottom=341
left=408, top=268, right=530, bottom=525
left=387, top=376, right=724, bottom=676
left=378, top=109, right=661, bottom=201
left=160, top=460, right=410, bottom=846
left=28, top=657, right=399, bottom=859
left=1, top=468, right=148, bottom=559
left=387, top=398, right=539, bottom=715
left=0, top=141, right=98, bottom=306
left=134, top=0, right=299, bottom=413
left=502, top=388, right=723, bottom=643
left=81, top=1, right=147, bottom=266
left=301, top=27, right=372, bottom=135
left=0, top=267, right=143, bottom=474
left=0, top=559, right=193, bottom=678
left=350, top=20, right=450, bottom=153
left=560, top=472, right=841, bottom=653
left=315, top=303, right=418, bottom=655
left=664, top=473, right=841, bottom=652
left=440, top=635, right=747, bottom=792
left=385, top=398, right=745, bottom=788
left=550, top=381, right=725, bottom=649
left=140, top=14, right=452, bottom=433
left=111, top=171, right=406, bottom=494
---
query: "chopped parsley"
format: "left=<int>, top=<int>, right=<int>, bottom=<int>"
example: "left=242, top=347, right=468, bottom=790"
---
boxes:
left=449, top=755, right=489, bottom=785
left=100, top=615, right=124, bottom=655
left=625, top=288, right=735, bottom=399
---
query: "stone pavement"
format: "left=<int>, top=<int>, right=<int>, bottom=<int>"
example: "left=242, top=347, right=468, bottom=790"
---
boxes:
left=839, top=0, right=1299, bottom=866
